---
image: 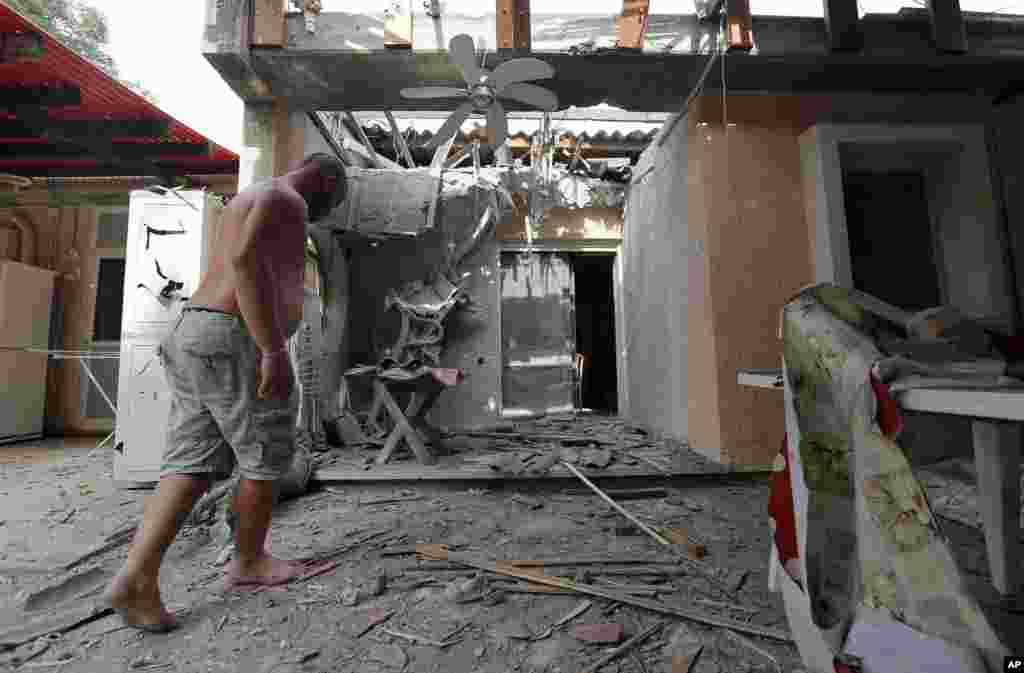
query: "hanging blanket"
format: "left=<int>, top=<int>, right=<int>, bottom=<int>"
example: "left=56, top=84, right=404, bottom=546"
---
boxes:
left=771, top=284, right=1012, bottom=673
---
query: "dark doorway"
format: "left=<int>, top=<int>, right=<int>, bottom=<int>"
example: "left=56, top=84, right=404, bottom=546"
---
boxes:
left=570, top=254, right=618, bottom=413
left=842, top=172, right=943, bottom=312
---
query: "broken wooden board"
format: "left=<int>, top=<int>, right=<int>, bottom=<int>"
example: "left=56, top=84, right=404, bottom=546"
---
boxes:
left=416, top=545, right=792, bottom=642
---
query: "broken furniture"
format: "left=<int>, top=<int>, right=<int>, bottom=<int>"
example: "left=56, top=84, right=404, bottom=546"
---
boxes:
left=343, top=274, right=468, bottom=465
left=344, top=365, right=463, bottom=465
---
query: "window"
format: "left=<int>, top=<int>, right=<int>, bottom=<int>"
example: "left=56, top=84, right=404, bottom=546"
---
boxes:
left=93, top=258, right=126, bottom=342
left=96, top=207, right=130, bottom=248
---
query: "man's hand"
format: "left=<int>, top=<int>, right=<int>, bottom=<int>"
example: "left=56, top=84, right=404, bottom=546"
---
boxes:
left=258, top=351, right=294, bottom=401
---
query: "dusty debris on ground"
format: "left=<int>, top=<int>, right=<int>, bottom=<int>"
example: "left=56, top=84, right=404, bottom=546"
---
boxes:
left=5, top=419, right=1017, bottom=671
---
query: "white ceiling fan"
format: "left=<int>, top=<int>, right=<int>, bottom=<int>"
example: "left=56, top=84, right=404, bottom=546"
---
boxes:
left=400, top=34, right=559, bottom=150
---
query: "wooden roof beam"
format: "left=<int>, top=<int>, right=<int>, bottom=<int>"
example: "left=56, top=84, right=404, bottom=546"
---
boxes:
left=497, top=0, right=531, bottom=51
left=928, top=0, right=968, bottom=53
left=201, top=0, right=274, bottom=102
left=253, top=0, right=287, bottom=47
left=616, top=0, right=650, bottom=50
left=824, top=0, right=862, bottom=51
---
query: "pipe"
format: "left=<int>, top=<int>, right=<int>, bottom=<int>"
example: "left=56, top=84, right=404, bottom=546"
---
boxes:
left=0, top=212, right=36, bottom=265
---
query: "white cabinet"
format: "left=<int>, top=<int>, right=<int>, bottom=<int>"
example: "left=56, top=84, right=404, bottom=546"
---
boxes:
left=114, top=190, right=220, bottom=484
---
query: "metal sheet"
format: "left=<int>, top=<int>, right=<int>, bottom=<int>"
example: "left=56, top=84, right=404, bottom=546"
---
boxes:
left=500, top=251, right=576, bottom=417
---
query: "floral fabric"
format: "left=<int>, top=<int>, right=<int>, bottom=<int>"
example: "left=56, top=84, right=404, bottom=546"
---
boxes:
left=778, top=284, right=1010, bottom=673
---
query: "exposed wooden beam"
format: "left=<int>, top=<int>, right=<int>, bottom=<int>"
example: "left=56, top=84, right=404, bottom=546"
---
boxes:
left=496, top=0, right=531, bottom=51
left=823, top=0, right=862, bottom=51
left=384, top=0, right=414, bottom=49
left=725, top=0, right=754, bottom=51
left=0, top=118, right=169, bottom=139
left=927, top=0, right=968, bottom=53
left=252, top=0, right=286, bottom=47
left=616, top=0, right=650, bottom=50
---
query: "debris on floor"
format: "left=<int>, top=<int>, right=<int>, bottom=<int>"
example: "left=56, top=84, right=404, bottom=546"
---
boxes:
left=5, top=417, right=1016, bottom=672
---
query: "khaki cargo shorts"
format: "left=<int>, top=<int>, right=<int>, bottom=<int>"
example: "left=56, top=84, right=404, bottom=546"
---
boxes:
left=157, top=306, right=298, bottom=481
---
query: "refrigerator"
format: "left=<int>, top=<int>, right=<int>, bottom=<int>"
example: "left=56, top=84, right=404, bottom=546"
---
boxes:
left=114, top=189, right=221, bottom=484
left=0, top=260, right=57, bottom=444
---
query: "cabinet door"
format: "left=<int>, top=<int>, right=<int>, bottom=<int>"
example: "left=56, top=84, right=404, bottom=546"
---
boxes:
left=123, top=199, right=204, bottom=329
left=113, top=342, right=169, bottom=483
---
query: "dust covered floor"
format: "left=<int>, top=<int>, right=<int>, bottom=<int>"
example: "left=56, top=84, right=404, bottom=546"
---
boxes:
left=0, top=420, right=1020, bottom=672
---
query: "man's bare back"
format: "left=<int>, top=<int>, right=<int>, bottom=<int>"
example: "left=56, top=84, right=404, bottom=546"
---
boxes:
left=190, top=180, right=308, bottom=340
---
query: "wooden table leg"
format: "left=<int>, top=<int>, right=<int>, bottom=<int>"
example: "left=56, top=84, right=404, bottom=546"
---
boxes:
left=971, top=419, right=1022, bottom=595
left=373, top=379, right=436, bottom=466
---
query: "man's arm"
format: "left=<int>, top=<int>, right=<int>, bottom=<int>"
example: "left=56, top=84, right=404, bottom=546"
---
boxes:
left=230, top=195, right=291, bottom=355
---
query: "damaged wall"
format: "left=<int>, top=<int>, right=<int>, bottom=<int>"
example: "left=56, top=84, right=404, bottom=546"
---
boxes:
left=626, top=93, right=1011, bottom=467
left=343, top=177, right=504, bottom=430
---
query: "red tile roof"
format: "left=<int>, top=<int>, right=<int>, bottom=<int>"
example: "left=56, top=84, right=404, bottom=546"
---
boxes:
left=0, top=1, right=237, bottom=177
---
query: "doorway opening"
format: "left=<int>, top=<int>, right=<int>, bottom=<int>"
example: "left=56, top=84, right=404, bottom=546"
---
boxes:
left=498, top=250, right=619, bottom=419
left=570, top=253, right=618, bottom=414
left=842, top=171, right=943, bottom=312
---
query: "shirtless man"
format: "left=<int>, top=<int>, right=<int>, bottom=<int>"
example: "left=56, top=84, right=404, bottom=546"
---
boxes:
left=106, top=153, right=347, bottom=631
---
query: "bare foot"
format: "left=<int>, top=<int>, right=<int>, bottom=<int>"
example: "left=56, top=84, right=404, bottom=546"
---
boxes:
left=225, top=555, right=303, bottom=587
left=105, top=572, right=178, bottom=632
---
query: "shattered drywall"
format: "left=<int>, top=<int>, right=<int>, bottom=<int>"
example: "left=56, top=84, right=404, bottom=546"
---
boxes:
left=312, top=167, right=512, bottom=429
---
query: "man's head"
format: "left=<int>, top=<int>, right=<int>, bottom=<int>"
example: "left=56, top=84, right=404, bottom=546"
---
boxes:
left=295, top=152, right=347, bottom=222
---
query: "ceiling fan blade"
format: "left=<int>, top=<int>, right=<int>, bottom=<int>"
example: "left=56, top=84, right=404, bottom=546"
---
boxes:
left=498, top=82, right=559, bottom=111
left=425, top=100, right=475, bottom=150
left=448, top=34, right=483, bottom=86
left=400, top=86, right=468, bottom=99
left=489, top=58, right=555, bottom=91
left=487, top=100, right=508, bottom=148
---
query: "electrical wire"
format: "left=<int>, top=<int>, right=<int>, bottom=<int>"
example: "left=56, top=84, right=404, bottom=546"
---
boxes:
left=654, top=17, right=724, bottom=148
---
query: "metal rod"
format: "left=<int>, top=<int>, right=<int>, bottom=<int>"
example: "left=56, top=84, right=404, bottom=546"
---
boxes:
left=561, top=461, right=671, bottom=545
left=385, top=111, right=416, bottom=168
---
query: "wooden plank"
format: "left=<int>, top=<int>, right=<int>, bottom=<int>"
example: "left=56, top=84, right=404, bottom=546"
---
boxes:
left=384, top=0, right=414, bottom=49
left=496, top=0, right=531, bottom=50
left=971, top=420, right=1023, bottom=595
left=725, top=0, right=754, bottom=51
left=615, top=0, right=650, bottom=50
left=927, top=0, right=967, bottom=53
left=416, top=545, right=793, bottom=642
left=823, top=0, right=862, bottom=51
left=252, top=0, right=286, bottom=47
left=314, top=462, right=730, bottom=481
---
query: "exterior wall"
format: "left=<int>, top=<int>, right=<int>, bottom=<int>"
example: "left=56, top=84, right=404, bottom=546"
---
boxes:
left=0, top=175, right=236, bottom=436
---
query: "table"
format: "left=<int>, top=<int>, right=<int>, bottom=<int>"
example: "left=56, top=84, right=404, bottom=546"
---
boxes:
left=739, top=368, right=1023, bottom=596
